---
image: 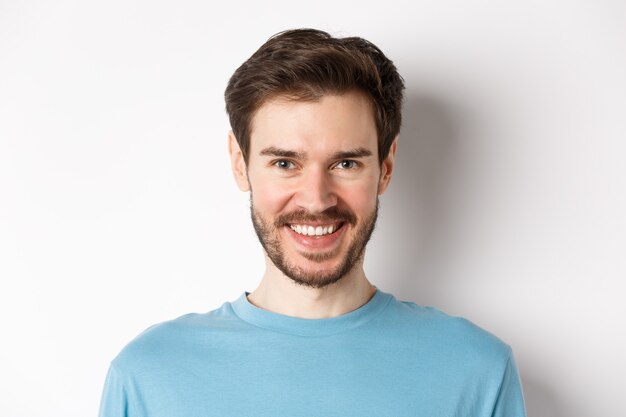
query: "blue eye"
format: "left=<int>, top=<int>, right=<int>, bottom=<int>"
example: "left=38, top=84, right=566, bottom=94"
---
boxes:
left=275, top=160, right=294, bottom=169
left=336, top=160, right=358, bottom=169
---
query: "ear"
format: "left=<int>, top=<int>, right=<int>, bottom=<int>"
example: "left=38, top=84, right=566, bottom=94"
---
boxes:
left=228, top=131, right=250, bottom=192
left=378, top=138, right=397, bottom=195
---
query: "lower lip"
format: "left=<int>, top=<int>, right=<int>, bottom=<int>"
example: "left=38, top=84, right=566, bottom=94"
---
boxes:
left=284, top=224, right=346, bottom=250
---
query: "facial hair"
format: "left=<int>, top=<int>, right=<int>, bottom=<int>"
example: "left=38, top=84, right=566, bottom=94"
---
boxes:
left=250, top=197, right=379, bottom=289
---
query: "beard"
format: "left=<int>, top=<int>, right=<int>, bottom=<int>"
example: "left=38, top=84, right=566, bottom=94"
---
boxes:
left=250, top=197, right=379, bottom=289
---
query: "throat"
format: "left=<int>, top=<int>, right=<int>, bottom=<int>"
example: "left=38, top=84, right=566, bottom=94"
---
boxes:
left=247, top=273, right=376, bottom=319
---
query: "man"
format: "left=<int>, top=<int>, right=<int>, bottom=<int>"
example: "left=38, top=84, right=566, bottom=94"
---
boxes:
left=99, top=29, right=526, bottom=417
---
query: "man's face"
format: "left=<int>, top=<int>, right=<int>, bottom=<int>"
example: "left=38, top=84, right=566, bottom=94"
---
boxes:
left=229, top=90, right=395, bottom=288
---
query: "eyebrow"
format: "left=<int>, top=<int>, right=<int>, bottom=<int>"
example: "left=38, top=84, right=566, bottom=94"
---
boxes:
left=259, top=146, right=373, bottom=160
left=330, top=148, right=373, bottom=160
left=259, top=147, right=305, bottom=159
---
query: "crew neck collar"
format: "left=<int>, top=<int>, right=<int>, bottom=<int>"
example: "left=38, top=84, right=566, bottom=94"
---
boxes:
left=230, top=288, right=392, bottom=337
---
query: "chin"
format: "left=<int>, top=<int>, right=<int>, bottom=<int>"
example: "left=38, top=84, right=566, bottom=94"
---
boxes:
left=276, top=250, right=362, bottom=289
left=284, top=268, right=347, bottom=289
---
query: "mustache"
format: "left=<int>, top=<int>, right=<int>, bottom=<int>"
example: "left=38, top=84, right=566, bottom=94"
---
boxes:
left=275, top=207, right=357, bottom=227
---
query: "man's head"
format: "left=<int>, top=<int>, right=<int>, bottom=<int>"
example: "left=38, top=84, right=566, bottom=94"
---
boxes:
left=225, top=29, right=404, bottom=289
left=225, top=28, right=405, bottom=164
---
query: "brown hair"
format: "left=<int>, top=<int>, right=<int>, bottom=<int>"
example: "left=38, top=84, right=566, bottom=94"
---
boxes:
left=224, top=28, right=405, bottom=163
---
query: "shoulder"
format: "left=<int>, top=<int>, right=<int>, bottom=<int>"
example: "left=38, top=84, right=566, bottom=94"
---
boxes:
left=381, top=295, right=513, bottom=366
left=110, top=300, right=242, bottom=373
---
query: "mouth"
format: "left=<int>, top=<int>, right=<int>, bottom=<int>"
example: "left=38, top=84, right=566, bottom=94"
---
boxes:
left=287, top=222, right=345, bottom=237
left=283, top=220, right=347, bottom=251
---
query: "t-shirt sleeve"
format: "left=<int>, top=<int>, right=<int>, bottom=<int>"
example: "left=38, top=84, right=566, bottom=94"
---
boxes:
left=491, top=351, right=527, bottom=417
left=98, top=364, right=129, bottom=417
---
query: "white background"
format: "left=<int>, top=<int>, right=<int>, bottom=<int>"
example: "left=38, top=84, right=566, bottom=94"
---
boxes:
left=1, top=1, right=624, bottom=416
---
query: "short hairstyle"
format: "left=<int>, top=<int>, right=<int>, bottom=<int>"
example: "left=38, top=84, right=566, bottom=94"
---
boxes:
left=224, top=28, right=405, bottom=163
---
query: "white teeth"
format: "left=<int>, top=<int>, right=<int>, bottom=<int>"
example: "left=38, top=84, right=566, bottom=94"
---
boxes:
left=289, top=224, right=340, bottom=236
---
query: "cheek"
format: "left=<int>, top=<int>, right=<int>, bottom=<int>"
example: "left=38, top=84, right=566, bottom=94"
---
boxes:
left=249, top=175, right=293, bottom=213
left=337, top=181, right=379, bottom=214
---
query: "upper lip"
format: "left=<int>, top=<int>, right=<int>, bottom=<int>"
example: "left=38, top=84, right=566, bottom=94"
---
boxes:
left=286, top=221, right=344, bottom=227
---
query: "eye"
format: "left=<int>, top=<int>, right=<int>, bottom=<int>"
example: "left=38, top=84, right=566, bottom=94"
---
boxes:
left=274, top=159, right=295, bottom=170
left=335, top=160, right=359, bottom=170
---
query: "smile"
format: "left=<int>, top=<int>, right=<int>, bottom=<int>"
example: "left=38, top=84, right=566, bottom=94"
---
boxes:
left=288, top=223, right=344, bottom=237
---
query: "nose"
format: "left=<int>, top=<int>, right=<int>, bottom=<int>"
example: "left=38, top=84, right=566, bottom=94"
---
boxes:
left=294, top=166, right=338, bottom=214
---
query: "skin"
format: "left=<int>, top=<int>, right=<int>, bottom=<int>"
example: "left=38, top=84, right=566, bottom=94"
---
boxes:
left=228, top=90, right=396, bottom=319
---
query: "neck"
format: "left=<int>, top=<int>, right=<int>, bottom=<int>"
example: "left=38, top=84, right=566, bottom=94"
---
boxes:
left=247, top=258, right=376, bottom=319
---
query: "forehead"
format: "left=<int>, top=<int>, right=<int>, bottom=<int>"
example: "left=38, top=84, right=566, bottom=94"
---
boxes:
left=249, top=90, right=378, bottom=155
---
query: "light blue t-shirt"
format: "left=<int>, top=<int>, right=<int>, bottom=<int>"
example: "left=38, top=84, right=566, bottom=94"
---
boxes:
left=99, top=289, right=526, bottom=417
